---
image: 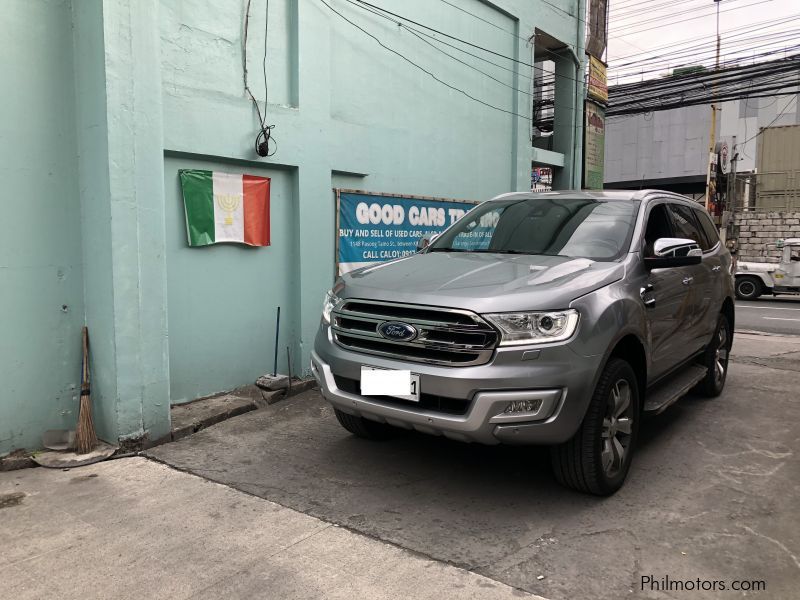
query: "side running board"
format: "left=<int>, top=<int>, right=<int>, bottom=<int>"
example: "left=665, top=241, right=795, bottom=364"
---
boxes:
left=643, top=365, right=708, bottom=415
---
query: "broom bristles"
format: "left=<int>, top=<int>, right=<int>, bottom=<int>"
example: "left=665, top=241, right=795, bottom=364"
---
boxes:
left=75, top=326, right=97, bottom=454
left=75, top=392, right=97, bottom=454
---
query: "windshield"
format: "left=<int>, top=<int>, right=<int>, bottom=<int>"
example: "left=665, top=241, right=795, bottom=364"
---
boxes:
left=429, top=196, right=638, bottom=261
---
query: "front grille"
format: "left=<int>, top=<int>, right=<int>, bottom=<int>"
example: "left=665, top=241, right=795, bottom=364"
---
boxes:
left=331, top=299, right=498, bottom=366
left=333, top=375, right=470, bottom=415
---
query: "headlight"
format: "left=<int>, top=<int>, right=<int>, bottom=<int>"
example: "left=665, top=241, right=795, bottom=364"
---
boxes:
left=322, top=290, right=340, bottom=324
left=484, top=310, right=579, bottom=346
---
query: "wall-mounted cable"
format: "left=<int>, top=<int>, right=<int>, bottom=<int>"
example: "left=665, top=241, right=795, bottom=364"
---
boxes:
left=243, top=0, right=277, bottom=157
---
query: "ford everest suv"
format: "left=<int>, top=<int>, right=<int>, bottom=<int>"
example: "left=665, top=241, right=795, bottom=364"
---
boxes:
left=311, top=191, right=735, bottom=495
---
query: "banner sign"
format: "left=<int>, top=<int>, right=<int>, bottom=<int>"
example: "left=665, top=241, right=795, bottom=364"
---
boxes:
left=586, top=0, right=609, bottom=59
left=584, top=101, right=606, bottom=190
left=336, top=190, right=478, bottom=276
left=587, top=56, right=608, bottom=105
left=532, top=167, right=553, bottom=192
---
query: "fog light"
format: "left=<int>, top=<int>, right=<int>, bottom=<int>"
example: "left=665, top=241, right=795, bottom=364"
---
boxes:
left=489, top=398, right=546, bottom=424
left=504, top=399, right=542, bottom=414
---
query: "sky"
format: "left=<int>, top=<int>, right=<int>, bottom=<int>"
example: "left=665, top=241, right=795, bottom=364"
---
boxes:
left=606, top=0, right=799, bottom=83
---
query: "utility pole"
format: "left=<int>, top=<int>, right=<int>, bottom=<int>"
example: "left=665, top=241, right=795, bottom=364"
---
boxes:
left=726, top=135, right=738, bottom=245
left=705, top=0, right=722, bottom=211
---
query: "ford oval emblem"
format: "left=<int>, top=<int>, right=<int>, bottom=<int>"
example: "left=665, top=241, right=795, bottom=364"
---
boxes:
left=377, top=321, right=418, bottom=342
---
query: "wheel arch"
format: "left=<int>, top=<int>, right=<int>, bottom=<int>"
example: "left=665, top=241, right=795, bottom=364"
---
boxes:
left=735, top=272, right=772, bottom=289
left=598, top=333, right=648, bottom=407
left=721, top=296, right=735, bottom=335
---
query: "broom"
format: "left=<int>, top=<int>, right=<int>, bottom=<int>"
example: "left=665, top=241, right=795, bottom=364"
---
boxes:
left=75, top=326, right=97, bottom=454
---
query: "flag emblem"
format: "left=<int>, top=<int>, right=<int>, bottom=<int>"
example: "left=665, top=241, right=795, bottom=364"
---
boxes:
left=179, top=169, right=270, bottom=247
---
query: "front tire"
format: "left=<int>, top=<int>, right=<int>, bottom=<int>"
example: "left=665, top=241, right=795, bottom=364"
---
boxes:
left=735, top=276, right=762, bottom=300
left=333, top=407, right=396, bottom=440
left=551, top=358, right=640, bottom=496
left=694, top=313, right=731, bottom=397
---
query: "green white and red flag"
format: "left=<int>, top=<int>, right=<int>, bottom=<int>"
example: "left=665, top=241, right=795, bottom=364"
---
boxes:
left=179, top=169, right=270, bottom=247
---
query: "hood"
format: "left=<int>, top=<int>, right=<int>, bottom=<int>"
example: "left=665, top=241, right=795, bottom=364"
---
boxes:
left=340, top=252, right=625, bottom=313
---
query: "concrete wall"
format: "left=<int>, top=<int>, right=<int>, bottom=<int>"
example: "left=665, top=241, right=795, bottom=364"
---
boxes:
left=163, top=156, right=299, bottom=403
left=0, top=0, right=85, bottom=454
left=159, top=0, right=586, bottom=403
left=1, top=0, right=585, bottom=452
left=605, top=105, right=710, bottom=185
left=606, top=90, right=800, bottom=185
left=734, top=212, right=800, bottom=263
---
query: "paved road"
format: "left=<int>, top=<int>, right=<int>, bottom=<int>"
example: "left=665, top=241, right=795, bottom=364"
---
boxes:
left=149, top=334, right=800, bottom=600
left=735, top=297, right=800, bottom=335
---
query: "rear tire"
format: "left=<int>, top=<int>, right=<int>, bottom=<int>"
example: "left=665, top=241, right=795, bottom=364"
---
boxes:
left=550, top=358, right=640, bottom=496
left=735, top=276, right=762, bottom=300
left=334, top=407, right=396, bottom=440
left=694, top=313, right=731, bottom=398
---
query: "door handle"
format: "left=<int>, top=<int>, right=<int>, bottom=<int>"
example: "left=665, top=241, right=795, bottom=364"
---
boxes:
left=682, top=276, right=694, bottom=285
left=640, top=284, right=656, bottom=307
left=712, top=265, right=722, bottom=272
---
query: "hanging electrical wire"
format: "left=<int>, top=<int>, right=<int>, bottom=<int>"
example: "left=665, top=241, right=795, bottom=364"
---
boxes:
left=243, top=0, right=276, bottom=157
left=319, top=0, right=533, bottom=121
left=609, top=14, right=798, bottom=66
left=607, top=53, right=800, bottom=116
left=740, top=96, right=799, bottom=145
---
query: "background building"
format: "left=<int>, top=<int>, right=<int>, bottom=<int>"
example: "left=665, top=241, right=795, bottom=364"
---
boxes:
left=0, top=0, right=586, bottom=455
left=604, top=56, right=800, bottom=198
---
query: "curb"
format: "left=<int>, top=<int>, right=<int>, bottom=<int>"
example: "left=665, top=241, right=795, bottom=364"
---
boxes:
left=1, top=379, right=319, bottom=470
left=735, top=329, right=800, bottom=338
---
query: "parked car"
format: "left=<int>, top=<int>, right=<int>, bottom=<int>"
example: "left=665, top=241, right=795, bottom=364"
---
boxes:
left=312, top=191, right=735, bottom=495
left=735, top=238, right=800, bottom=300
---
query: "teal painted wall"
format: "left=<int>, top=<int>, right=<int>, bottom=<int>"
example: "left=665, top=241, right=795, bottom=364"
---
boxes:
left=1, top=0, right=584, bottom=451
left=0, top=0, right=84, bottom=454
left=164, top=156, right=298, bottom=403
left=159, top=0, right=586, bottom=402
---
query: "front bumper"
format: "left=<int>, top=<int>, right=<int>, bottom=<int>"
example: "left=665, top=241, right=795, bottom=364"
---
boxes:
left=312, top=325, right=602, bottom=445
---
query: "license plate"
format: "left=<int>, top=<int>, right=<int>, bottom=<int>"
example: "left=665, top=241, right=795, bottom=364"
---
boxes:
left=360, top=366, right=421, bottom=402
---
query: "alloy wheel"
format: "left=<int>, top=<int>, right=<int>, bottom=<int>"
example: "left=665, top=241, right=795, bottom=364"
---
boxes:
left=601, top=379, right=634, bottom=477
left=714, top=321, right=730, bottom=387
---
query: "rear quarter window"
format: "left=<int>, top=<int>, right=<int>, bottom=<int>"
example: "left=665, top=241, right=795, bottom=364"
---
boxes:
left=668, top=203, right=706, bottom=249
left=694, top=208, right=720, bottom=250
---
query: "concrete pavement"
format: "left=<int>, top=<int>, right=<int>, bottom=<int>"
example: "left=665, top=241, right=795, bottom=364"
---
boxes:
left=3, top=333, right=799, bottom=599
left=146, top=333, right=800, bottom=600
left=0, top=457, right=538, bottom=600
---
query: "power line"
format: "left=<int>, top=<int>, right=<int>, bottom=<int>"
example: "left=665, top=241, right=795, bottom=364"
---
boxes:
left=611, top=0, right=777, bottom=37
left=609, top=28, right=800, bottom=73
left=740, top=96, right=799, bottom=145
left=346, top=0, right=588, bottom=86
left=613, top=0, right=705, bottom=20
left=433, top=0, right=530, bottom=44
left=609, top=14, right=798, bottom=65
left=318, top=0, right=532, bottom=121
left=610, top=36, right=800, bottom=80
left=337, top=0, right=586, bottom=118
left=348, top=0, right=534, bottom=82
left=607, top=67, right=800, bottom=116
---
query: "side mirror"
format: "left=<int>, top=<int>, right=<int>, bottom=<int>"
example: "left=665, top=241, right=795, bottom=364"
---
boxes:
left=645, top=237, right=702, bottom=269
left=416, top=233, right=439, bottom=252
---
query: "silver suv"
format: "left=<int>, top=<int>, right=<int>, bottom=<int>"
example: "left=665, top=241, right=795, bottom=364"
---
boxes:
left=312, top=191, right=734, bottom=495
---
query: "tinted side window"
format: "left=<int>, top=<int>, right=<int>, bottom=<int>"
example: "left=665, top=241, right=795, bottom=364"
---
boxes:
left=668, top=204, right=705, bottom=248
left=694, top=208, right=720, bottom=250
left=643, top=204, right=673, bottom=256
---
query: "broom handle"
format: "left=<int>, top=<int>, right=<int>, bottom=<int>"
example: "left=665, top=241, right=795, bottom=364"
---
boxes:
left=82, top=326, right=89, bottom=389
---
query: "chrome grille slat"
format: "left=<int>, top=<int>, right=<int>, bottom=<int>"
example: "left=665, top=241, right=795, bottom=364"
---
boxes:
left=332, top=299, right=498, bottom=366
